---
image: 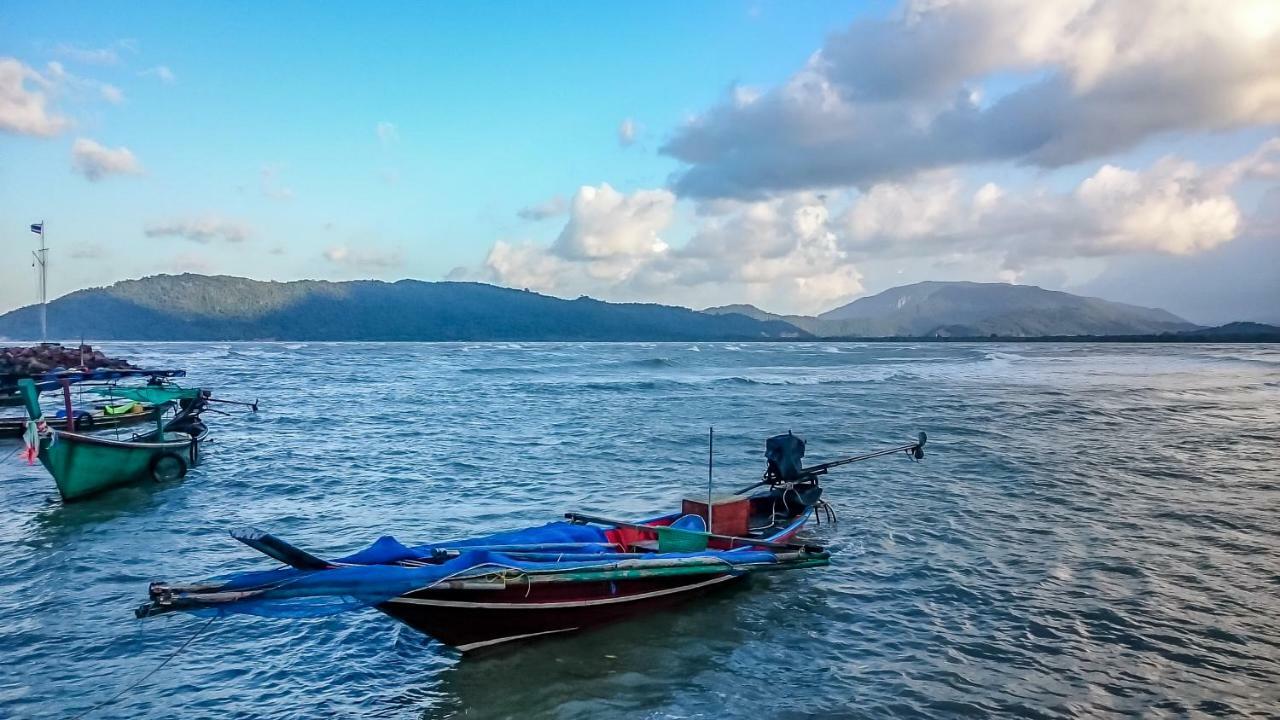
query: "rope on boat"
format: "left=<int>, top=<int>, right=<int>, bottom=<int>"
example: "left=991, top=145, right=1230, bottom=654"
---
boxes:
left=69, top=615, right=216, bottom=720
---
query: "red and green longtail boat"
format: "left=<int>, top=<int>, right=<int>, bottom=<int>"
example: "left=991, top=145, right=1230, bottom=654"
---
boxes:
left=136, top=432, right=925, bottom=652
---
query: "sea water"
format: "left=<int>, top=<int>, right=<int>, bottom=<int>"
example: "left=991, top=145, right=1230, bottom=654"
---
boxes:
left=0, top=342, right=1277, bottom=719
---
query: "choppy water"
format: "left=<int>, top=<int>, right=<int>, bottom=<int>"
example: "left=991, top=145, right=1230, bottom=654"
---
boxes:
left=1, top=342, right=1278, bottom=719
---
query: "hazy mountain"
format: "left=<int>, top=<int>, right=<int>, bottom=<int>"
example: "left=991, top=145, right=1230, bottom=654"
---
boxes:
left=710, top=282, right=1196, bottom=337
left=702, top=304, right=824, bottom=334
left=1176, top=322, right=1280, bottom=340
left=0, top=274, right=808, bottom=342
left=816, top=281, right=1195, bottom=336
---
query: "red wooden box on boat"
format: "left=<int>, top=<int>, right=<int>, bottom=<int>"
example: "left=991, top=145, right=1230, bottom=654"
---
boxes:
left=681, top=496, right=749, bottom=536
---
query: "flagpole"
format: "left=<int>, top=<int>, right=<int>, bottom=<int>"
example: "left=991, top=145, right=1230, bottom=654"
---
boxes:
left=30, top=220, right=48, bottom=343
left=39, top=220, right=47, bottom=343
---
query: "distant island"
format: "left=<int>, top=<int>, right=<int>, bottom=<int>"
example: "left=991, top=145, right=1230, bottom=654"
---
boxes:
left=0, top=274, right=1275, bottom=342
left=0, top=275, right=803, bottom=342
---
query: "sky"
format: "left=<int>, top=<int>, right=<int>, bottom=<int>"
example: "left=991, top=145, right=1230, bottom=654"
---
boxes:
left=1, top=0, right=1277, bottom=324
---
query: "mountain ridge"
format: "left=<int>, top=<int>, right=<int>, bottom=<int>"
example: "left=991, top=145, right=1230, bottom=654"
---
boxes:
left=0, top=275, right=1207, bottom=342
left=0, top=274, right=808, bottom=342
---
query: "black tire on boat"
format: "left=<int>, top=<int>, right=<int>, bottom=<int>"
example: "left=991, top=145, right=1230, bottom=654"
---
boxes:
left=151, top=452, right=188, bottom=482
left=77, top=413, right=94, bottom=429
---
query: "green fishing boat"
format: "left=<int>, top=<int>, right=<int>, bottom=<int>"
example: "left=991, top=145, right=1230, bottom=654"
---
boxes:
left=17, top=379, right=211, bottom=502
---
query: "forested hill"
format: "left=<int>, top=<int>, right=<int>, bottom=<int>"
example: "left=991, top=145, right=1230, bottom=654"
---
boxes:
left=0, top=275, right=808, bottom=341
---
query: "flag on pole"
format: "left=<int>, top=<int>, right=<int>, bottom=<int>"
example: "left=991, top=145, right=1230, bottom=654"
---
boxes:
left=30, top=223, right=43, bottom=235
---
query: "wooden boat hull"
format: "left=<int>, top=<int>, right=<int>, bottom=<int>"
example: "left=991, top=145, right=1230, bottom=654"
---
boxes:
left=379, top=571, right=748, bottom=651
left=40, top=430, right=203, bottom=502
left=379, top=517, right=814, bottom=652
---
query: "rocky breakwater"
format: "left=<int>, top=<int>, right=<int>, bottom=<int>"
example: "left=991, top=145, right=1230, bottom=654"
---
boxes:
left=0, top=344, right=137, bottom=377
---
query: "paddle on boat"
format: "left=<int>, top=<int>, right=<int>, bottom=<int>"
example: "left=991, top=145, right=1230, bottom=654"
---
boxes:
left=136, top=431, right=926, bottom=652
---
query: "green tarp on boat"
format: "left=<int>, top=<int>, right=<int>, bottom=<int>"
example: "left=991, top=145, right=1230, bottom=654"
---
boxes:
left=91, top=387, right=199, bottom=404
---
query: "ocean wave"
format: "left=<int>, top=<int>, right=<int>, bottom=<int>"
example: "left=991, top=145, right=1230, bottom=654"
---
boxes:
left=984, top=351, right=1025, bottom=362
left=3, top=342, right=1277, bottom=719
left=1203, top=352, right=1280, bottom=366
left=618, top=357, right=679, bottom=369
left=457, top=365, right=547, bottom=376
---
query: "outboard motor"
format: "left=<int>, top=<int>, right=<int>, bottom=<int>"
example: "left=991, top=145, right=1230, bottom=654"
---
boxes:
left=765, top=432, right=806, bottom=482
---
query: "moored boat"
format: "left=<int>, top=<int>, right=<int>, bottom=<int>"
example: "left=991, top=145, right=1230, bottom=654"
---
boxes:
left=135, top=432, right=926, bottom=652
left=16, top=378, right=211, bottom=501
left=0, top=367, right=186, bottom=412
left=0, top=396, right=160, bottom=439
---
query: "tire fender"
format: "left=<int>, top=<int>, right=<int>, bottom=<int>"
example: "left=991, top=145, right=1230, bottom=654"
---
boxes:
left=150, top=452, right=188, bottom=482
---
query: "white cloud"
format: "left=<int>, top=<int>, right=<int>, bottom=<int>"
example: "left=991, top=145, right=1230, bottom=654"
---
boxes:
left=476, top=184, right=863, bottom=314
left=323, top=245, right=403, bottom=269
left=618, top=118, right=637, bottom=146
left=1217, top=137, right=1280, bottom=184
left=376, top=121, right=399, bottom=146
left=1071, top=161, right=1239, bottom=256
left=145, top=216, right=252, bottom=243
left=672, top=193, right=864, bottom=312
left=0, top=58, right=68, bottom=136
left=555, top=184, right=675, bottom=260
left=71, top=138, right=143, bottom=180
left=54, top=43, right=121, bottom=66
left=100, top=83, right=124, bottom=104
left=479, top=184, right=676, bottom=296
left=837, top=148, right=1256, bottom=270
left=140, top=65, right=176, bottom=84
left=472, top=141, right=1269, bottom=314
left=663, top=0, right=1280, bottom=198
left=260, top=164, right=295, bottom=200
left=1077, top=185, right=1280, bottom=324
left=517, top=195, right=568, bottom=221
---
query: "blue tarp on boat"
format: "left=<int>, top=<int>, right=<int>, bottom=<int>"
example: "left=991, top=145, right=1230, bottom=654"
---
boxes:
left=163, top=522, right=781, bottom=619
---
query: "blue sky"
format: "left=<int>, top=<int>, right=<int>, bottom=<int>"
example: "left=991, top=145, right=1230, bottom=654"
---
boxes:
left=2, top=1, right=1277, bottom=322
left=0, top=2, right=870, bottom=304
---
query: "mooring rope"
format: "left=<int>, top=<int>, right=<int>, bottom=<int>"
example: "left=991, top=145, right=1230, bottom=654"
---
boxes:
left=70, top=615, right=216, bottom=720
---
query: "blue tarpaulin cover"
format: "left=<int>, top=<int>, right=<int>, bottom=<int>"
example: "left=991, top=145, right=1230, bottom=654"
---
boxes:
left=173, top=522, right=780, bottom=618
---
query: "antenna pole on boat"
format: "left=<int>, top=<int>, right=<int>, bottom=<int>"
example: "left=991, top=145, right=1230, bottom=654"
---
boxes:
left=60, top=379, right=75, bottom=432
left=30, top=219, right=48, bottom=342
left=707, top=426, right=714, bottom=531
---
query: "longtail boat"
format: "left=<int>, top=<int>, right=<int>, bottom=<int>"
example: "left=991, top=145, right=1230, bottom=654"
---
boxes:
left=0, top=367, right=186, bottom=411
left=136, top=432, right=926, bottom=652
left=0, top=395, right=162, bottom=439
left=16, top=378, right=211, bottom=502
